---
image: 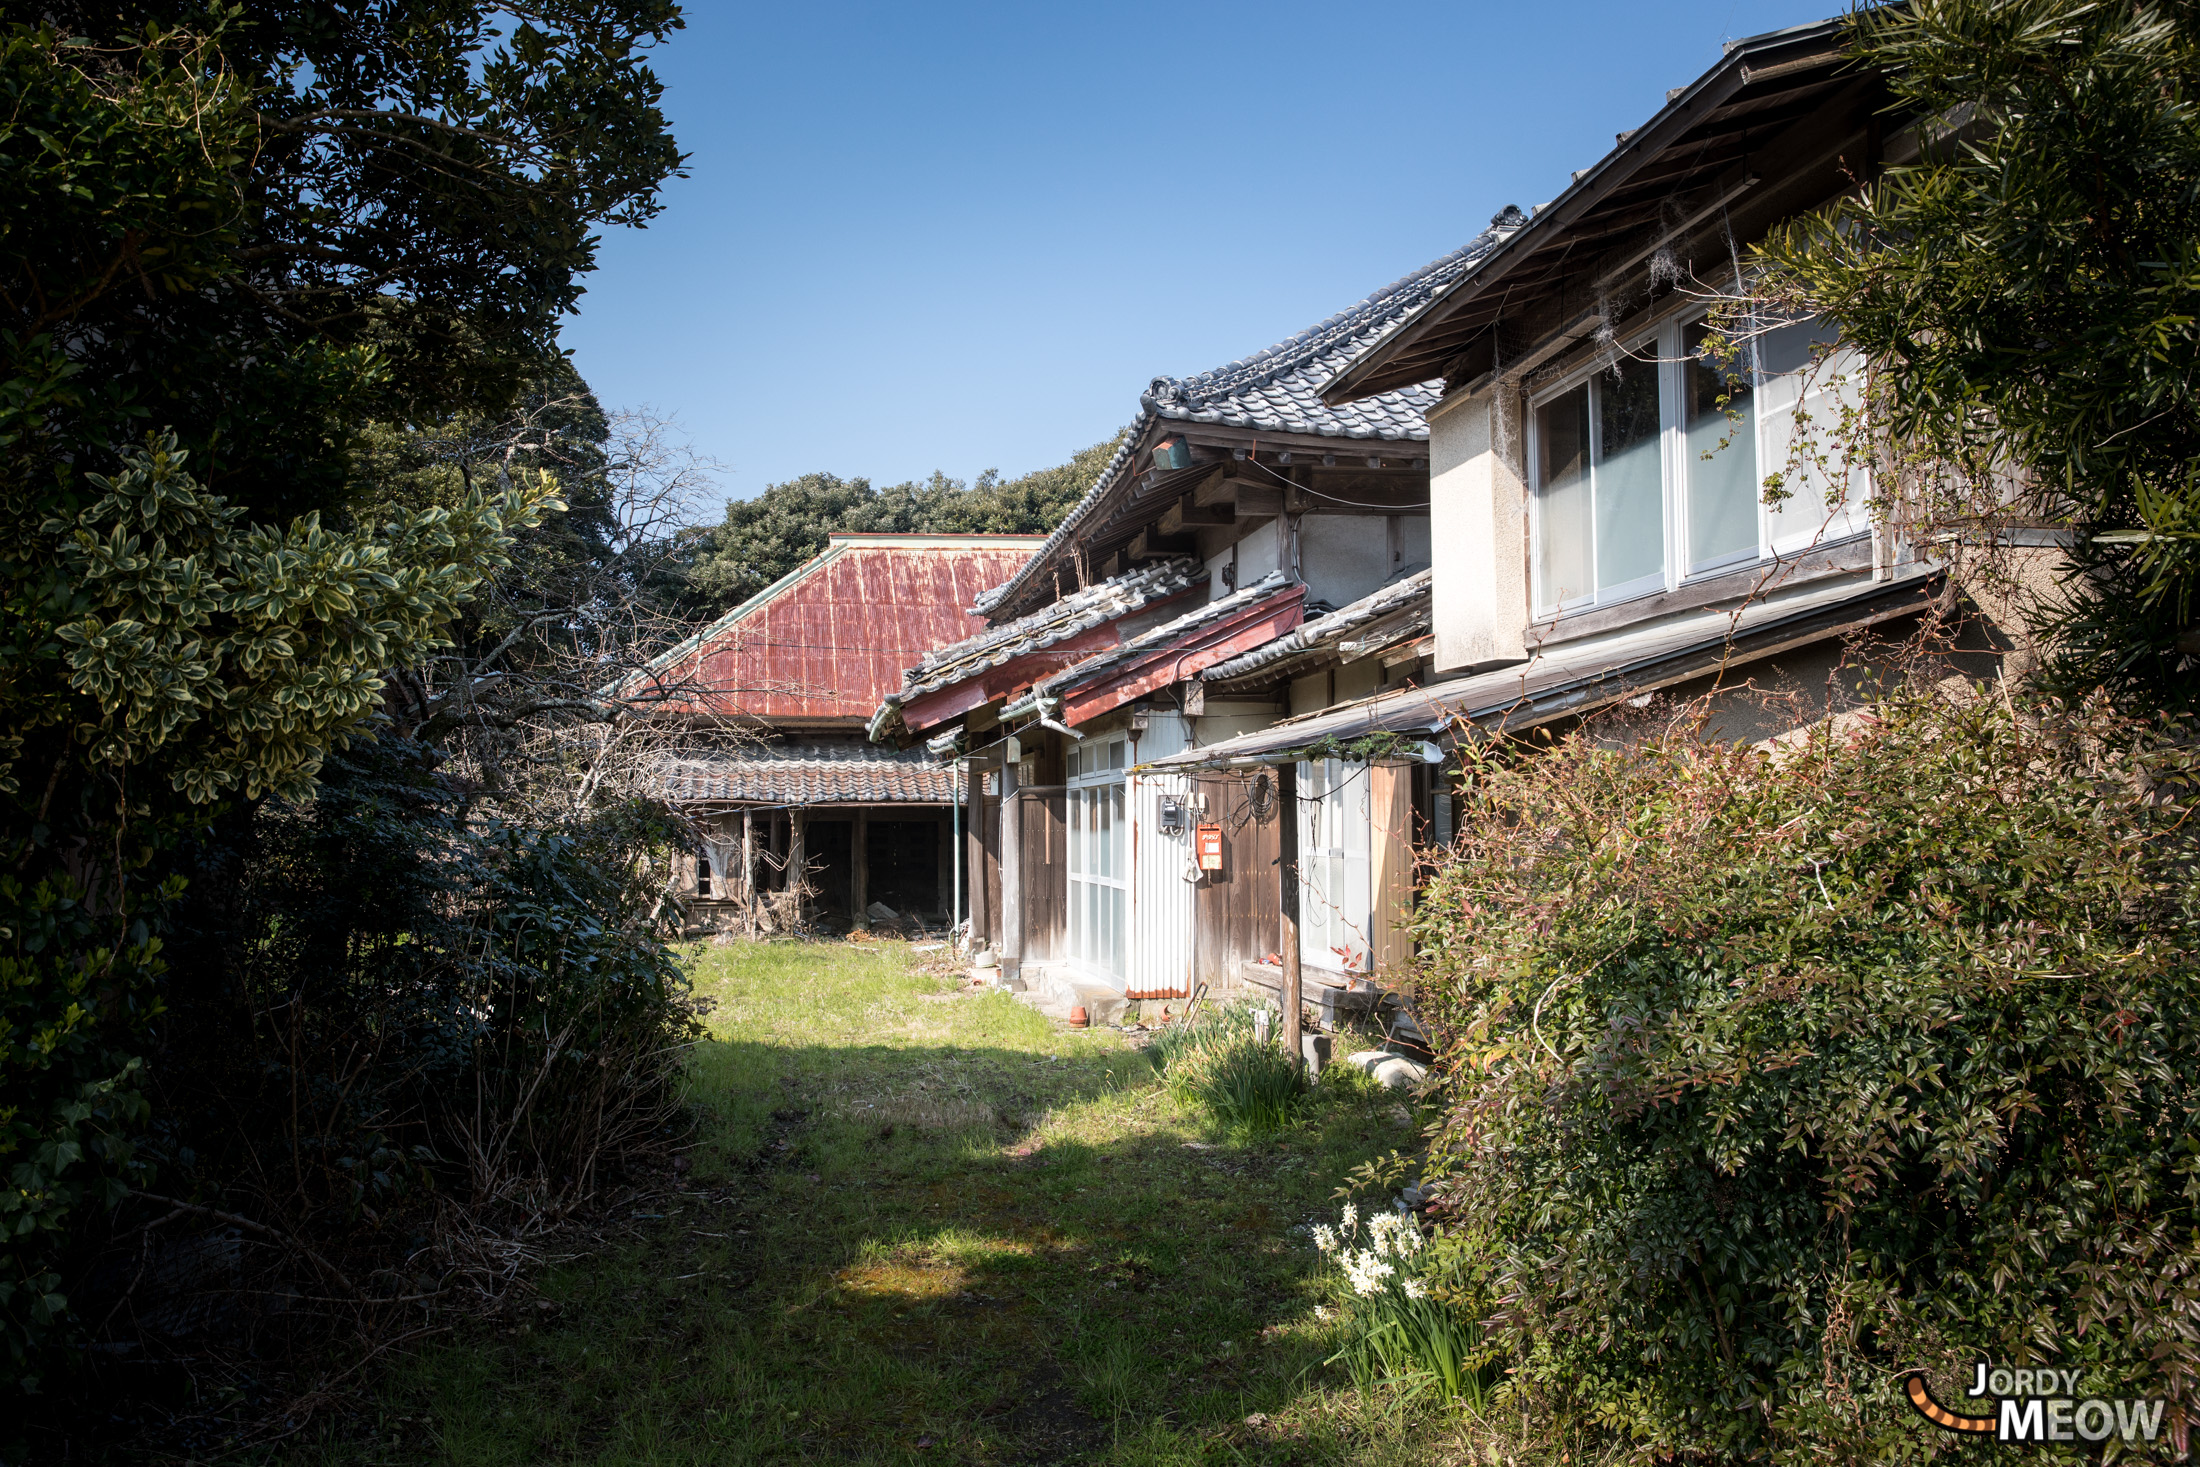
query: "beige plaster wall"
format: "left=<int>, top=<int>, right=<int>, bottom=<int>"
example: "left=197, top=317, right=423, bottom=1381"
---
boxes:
left=1427, top=385, right=1529, bottom=675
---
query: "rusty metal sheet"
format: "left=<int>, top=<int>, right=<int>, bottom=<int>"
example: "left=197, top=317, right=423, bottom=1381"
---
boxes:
left=669, top=540, right=1039, bottom=722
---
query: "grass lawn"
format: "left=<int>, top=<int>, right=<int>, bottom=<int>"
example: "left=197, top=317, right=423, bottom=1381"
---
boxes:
left=290, top=940, right=1478, bottom=1465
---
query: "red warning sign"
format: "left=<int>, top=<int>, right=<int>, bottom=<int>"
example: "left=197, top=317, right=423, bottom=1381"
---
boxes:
left=1195, top=823, right=1224, bottom=872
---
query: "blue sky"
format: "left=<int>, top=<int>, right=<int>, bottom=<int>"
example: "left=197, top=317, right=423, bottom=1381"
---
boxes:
left=561, top=1, right=1841, bottom=508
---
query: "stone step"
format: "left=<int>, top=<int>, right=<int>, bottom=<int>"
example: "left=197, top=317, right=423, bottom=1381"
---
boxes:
left=1012, top=968, right=1127, bottom=1028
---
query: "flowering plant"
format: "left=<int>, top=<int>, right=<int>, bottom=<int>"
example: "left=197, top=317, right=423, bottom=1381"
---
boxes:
left=1312, top=1202, right=1427, bottom=1299
left=1310, top=1202, right=1492, bottom=1407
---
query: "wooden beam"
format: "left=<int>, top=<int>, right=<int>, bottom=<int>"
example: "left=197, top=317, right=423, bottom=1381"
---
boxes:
left=1278, top=763, right=1303, bottom=1068
left=851, top=807, right=870, bottom=928
left=1129, top=528, right=1198, bottom=561
left=1000, top=761, right=1023, bottom=982
left=1160, top=496, right=1234, bottom=535
left=789, top=811, right=807, bottom=925
left=936, top=809, right=952, bottom=921
left=742, top=808, right=757, bottom=939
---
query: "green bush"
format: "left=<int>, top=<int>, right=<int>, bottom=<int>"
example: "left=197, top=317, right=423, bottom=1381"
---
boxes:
left=0, top=875, right=168, bottom=1390
left=1416, top=690, right=2200, bottom=1460
left=152, top=735, right=699, bottom=1229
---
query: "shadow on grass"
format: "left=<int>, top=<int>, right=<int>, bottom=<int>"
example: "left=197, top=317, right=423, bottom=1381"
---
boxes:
left=286, top=1016, right=1430, bottom=1467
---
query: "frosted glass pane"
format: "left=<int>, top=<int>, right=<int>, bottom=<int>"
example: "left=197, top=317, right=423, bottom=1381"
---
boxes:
left=1758, top=318, right=1865, bottom=549
left=1684, top=319, right=1759, bottom=571
left=1110, top=786, right=1125, bottom=878
left=1595, top=355, right=1664, bottom=594
left=1535, top=385, right=1593, bottom=609
left=1109, top=886, right=1125, bottom=977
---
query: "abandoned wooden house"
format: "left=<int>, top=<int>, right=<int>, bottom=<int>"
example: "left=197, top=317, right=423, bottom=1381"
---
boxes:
left=864, top=225, right=1530, bottom=1017
left=642, top=532, right=1042, bottom=932
left=1142, top=18, right=2045, bottom=1025
left=867, top=16, right=2046, bottom=1039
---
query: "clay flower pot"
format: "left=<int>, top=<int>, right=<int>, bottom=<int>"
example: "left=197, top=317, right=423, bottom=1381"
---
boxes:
left=1069, top=1006, right=1089, bottom=1028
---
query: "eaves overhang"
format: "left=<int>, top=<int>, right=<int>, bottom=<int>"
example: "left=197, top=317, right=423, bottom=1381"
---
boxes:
left=1322, top=16, right=1854, bottom=406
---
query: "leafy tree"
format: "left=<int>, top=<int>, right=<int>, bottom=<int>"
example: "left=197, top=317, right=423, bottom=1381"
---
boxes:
left=1756, top=0, right=2200, bottom=708
left=686, top=434, right=1124, bottom=610
left=0, top=4, right=683, bottom=1390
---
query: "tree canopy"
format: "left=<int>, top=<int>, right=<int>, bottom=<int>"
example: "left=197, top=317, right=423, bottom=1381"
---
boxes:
left=685, top=434, right=1124, bottom=610
left=0, top=2, right=684, bottom=1391
left=1756, top=0, right=2200, bottom=707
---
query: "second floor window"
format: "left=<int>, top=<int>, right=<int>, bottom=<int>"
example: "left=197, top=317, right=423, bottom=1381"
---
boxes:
left=1530, top=313, right=1866, bottom=618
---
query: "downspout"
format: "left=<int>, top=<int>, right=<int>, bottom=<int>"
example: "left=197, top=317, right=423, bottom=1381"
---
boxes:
left=952, top=757, right=965, bottom=944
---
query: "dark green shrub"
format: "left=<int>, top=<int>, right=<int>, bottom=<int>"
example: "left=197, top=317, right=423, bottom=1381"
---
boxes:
left=0, top=874, right=168, bottom=1390
left=151, top=735, right=698, bottom=1232
left=1417, top=691, right=2200, bottom=1460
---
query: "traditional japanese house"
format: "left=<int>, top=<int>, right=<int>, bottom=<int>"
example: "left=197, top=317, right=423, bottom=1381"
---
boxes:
left=642, top=532, right=1042, bottom=932
left=868, top=231, right=1534, bottom=1012
left=1144, top=18, right=2048, bottom=1039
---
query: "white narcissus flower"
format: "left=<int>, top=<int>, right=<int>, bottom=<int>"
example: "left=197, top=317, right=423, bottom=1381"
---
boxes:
left=1401, top=1277, right=1428, bottom=1300
left=1341, top=1201, right=1359, bottom=1234
left=1311, top=1223, right=1339, bottom=1254
left=1343, top=1250, right=1395, bottom=1297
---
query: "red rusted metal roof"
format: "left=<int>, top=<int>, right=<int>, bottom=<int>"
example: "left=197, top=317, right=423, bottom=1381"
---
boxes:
left=647, top=534, right=1042, bottom=723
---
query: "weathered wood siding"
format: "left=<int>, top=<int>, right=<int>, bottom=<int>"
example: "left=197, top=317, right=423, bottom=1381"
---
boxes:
left=1369, top=762, right=1416, bottom=982
left=1191, top=770, right=1281, bottom=987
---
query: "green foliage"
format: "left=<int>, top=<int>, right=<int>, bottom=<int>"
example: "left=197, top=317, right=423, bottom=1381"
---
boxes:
left=0, top=2, right=684, bottom=1395
left=686, top=435, right=1125, bottom=610
left=1415, top=691, right=2200, bottom=1460
left=1755, top=0, right=2200, bottom=708
left=0, top=874, right=167, bottom=1391
left=150, top=735, right=697, bottom=1230
left=1151, top=1002, right=1311, bottom=1136
left=2, top=5, right=685, bottom=515
left=16, top=433, right=550, bottom=807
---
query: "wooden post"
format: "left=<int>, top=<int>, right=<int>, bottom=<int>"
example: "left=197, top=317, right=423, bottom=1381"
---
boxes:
left=937, top=807, right=953, bottom=927
left=1278, top=761, right=1302, bottom=1065
left=788, top=809, right=807, bottom=926
left=1000, top=758, right=1023, bottom=982
left=742, top=808, right=757, bottom=939
left=851, top=808, right=870, bottom=928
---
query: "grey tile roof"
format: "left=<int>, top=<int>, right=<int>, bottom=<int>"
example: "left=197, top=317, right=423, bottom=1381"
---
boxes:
left=659, top=740, right=959, bottom=805
left=971, top=209, right=1528, bottom=619
left=868, top=557, right=1205, bottom=740
left=1201, top=569, right=1431, bottom=686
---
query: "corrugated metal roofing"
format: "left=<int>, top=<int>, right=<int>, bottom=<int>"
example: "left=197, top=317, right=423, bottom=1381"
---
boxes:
left=633, top=535, right=1042, bottom=723
left=1140, top=565, right=1942, bottom=770
left=659, top=740, right=959, bottom=805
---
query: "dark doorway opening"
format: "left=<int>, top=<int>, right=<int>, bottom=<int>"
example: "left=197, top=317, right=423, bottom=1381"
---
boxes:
left=866, top=818, right=943, bottom=919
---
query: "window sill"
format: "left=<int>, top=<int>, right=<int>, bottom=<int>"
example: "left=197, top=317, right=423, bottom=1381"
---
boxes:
left=1528, top=534, right=1876, bottom=648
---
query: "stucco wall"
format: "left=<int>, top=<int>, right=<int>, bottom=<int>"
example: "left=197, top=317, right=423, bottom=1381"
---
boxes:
left=1206, top=519, right=1283, bottom=599
left=1428, top=386, right=1528, bottom=675
left=1300, top=516, right=1388, bottom=610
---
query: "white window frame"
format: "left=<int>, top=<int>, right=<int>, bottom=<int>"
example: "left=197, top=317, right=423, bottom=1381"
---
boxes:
left=1067, top=735, right=1128, bottom=982
left=1527, top=312, right=1870, bottom=620
left=1297, top=758, right=1372, bottom=975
